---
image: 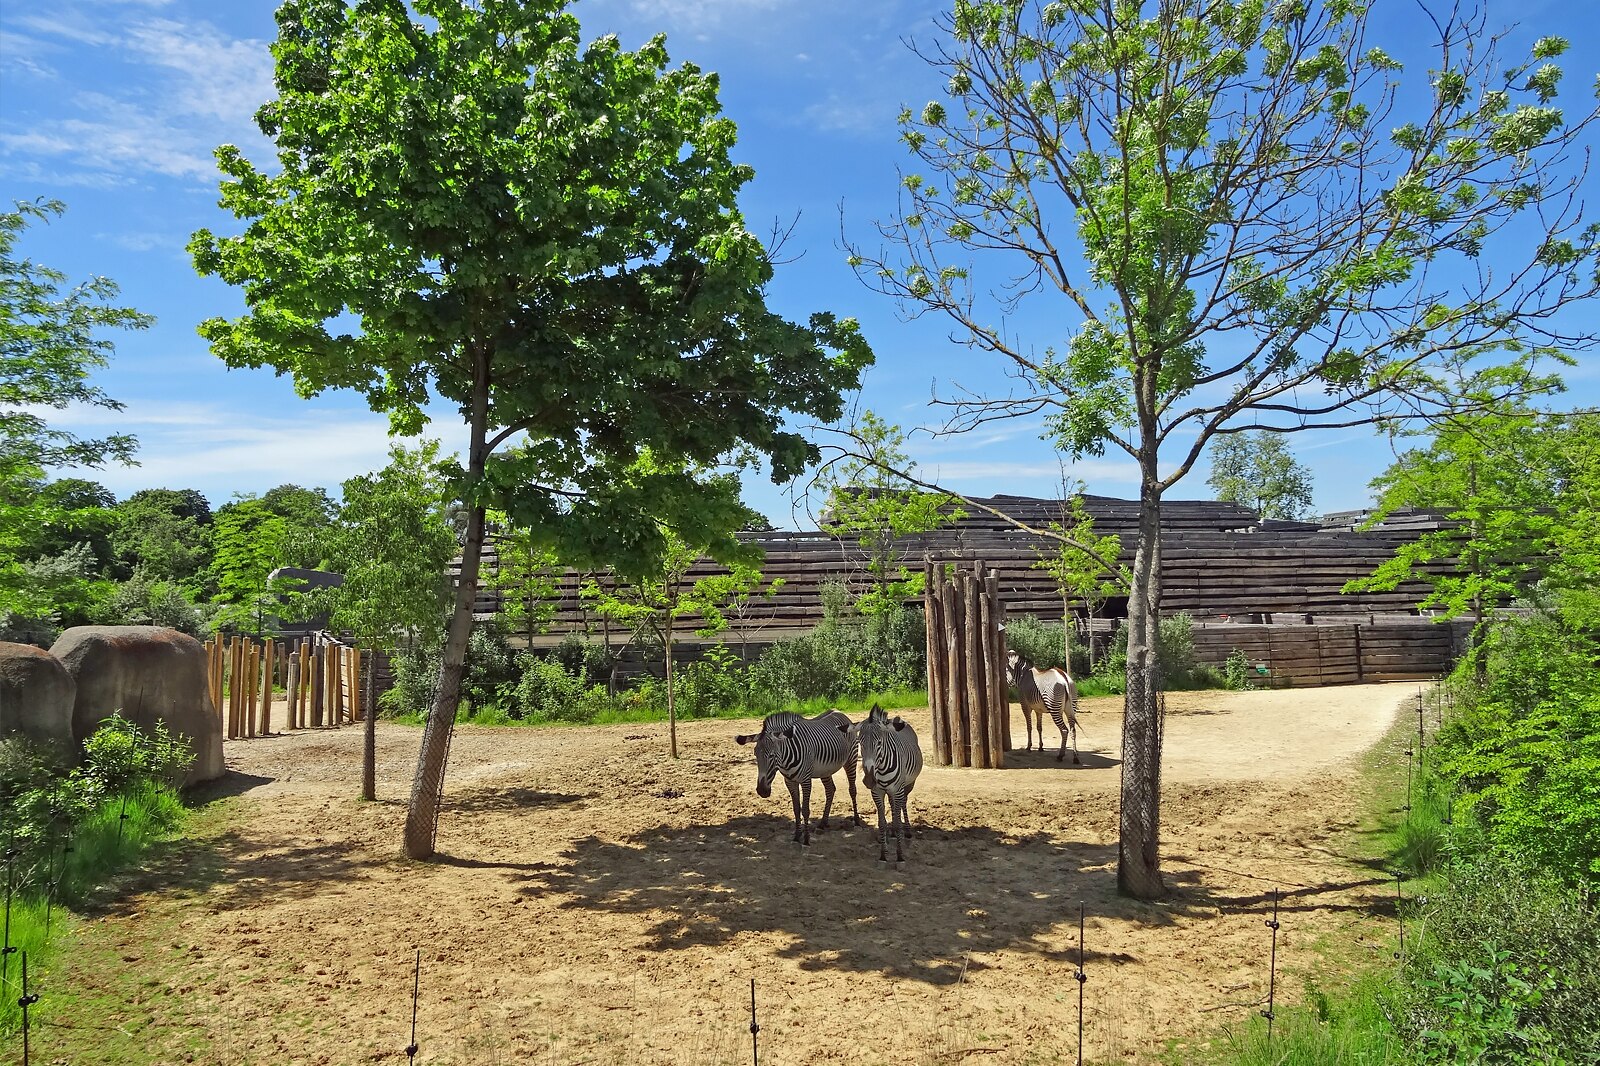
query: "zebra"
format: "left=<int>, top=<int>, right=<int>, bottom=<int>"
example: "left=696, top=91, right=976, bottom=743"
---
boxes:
left=850, top=704, right=923, bottom=864
left=1007, top=649, right=1081, bottom=764
left=735, top=709, right=861, bottom=846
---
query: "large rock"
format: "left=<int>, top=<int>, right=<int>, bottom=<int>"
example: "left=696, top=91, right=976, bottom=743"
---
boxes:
left=0, top=641, right=76, bottom=751
left=51, top=626, right=224, bottom=785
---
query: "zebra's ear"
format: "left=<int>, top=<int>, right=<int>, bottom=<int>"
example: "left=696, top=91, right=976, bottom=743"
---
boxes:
left=892, top=716, right=908, bottom=730
left=735, top=733, right=755, bottom=745
left=781, top=724, right=797, bottom=738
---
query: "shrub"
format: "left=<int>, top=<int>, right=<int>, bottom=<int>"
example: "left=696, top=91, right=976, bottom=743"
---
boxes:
left=515, top=657, right=593, bottom=722
left=748, top=605, right=926, bottom=705
left=675, top=643, right=743, bottom=718
left=1397, top=856, right=1600, bottom=1063
left=1000, top=615, right=1090, bottom=676
left=1092, top=612, right=1201, bottom=690
left=551, top=634, right=615, bottom=686
left=78, top=712, right=195, bottom=794
left=1224, top=648, right=1254, bottom=690
left=381, top=640, right=442, bottom=718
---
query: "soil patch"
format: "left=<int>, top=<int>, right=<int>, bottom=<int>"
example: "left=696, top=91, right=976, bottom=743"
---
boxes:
left=58, top=684, right=1413, bottom=1064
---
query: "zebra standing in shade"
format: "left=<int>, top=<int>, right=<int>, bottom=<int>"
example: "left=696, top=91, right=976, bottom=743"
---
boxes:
left=735, top=709, right=861, bottom=846
left=1008, top=649, right=1082, bottom=764
left=851, top=704, right=923, bottom=864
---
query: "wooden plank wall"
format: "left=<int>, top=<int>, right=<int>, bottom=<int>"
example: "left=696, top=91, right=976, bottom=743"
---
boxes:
left=1189, top=619, right=1466, bottom=687
left=457, top=496, right=1459, bottom=649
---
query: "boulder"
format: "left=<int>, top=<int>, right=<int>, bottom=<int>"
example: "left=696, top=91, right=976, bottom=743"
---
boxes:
left=51, top=626, right=224, bottom=785
left=0, top=641, right=77, bottom=751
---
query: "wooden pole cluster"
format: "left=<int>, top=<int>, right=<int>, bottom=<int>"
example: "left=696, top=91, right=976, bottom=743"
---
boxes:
left=201, top=634, right=367, bottom=738
left=924, top=559, right=1009, bottom=768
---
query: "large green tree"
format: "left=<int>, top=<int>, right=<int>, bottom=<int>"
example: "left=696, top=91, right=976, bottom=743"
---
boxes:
left=850, top=0, right=1598, bottom=897
left=191, top=0, right=870, bottom=858
left=2, top=200, right=147, bottom=618
left=111, top=488, right=215, bottom=589
left=1206, top=431, right=1315, bottom=520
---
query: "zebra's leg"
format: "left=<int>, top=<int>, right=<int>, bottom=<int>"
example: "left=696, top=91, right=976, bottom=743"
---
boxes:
left=845, top=752, right=863, bottom=826
left=1069, top=704, right=1081, bottom=765
left=873, top=788, right=889, bottom=863
left=818, top=774, right=837, bottom=830
left=1025, top=707, right=1035, bottom=750
left=800, top=777, right=814, bottom=847
left=1054, top=710, right=1069, bottom=763
left=784, top=776, right=803, bottom=843
left=892, top=791, right=908, bottom=864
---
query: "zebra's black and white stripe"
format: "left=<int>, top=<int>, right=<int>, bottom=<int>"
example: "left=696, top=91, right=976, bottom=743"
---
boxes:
left=851, top=704, right=923, bottom=864
left=735, top=709, right=861, bottom=845
left=1008, top=649, right=1081, bottom=764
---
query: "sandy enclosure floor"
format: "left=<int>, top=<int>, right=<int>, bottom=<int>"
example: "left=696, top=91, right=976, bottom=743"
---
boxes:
left=90, top=684, right=1416, bottom=1065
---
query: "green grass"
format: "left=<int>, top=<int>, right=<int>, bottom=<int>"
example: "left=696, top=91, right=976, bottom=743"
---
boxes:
left=1207, top=973, right=1410, bottom=1066
left=0, top=782, right=186, bottom=1036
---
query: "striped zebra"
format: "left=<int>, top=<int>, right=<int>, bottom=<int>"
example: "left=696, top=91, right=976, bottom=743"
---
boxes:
left=735, top=709, right=861, bottom=845
left=851, top=704, right=923, bottom=864
left=1007, top=649, right=1081, bottom=764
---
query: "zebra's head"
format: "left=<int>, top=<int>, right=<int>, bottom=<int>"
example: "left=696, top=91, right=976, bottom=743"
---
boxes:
left=735, top=725, right=787, bottom=798
left=1006, top=648, right=1026, bottom=680
left=857, top=704, right=905, bottom=789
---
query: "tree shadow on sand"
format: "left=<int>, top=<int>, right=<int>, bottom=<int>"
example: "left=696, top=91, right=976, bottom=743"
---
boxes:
left=510, top=814, right=1150, bottom=984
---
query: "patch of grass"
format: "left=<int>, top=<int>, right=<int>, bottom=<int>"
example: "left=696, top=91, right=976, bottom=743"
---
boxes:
left=1211, top=973, right=1410, bottom=1066
left=0, top=782, right=186, bottom=1035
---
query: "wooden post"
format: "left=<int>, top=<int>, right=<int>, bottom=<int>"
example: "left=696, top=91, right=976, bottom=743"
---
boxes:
left=981, top=569, right=1005, bottom=768
left=328, top=644, right=342, bottom=725
left=299, top=639, right=312, bottom=727
left=228, top=637, right=242, bottom=740
left=923, top=559, right=948, bottom=766
left=939, top=571, right=962, bottom=767
left=988, top=572, right=1010, bottom=757
left=287, top=651, right=301, bottom=731
left=242, top=641, right=256, bottom=739
left=362, top=651, right=377, bottom=801
left=259, top=640, right=275, bottom=736
left=351, top=648, right=363, bottom=724
left=311, top=643, right=324, bottom=728
left=964, top=566, right=988, bottom=768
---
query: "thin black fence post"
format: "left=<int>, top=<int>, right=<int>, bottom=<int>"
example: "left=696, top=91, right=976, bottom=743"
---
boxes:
left=406, top=947, right=420, bottom=1063
left=1417, top=687, right=1426, bottom=780
left=1261, top=889, right=1281, bottom=1046
left=19, top=949, right=40, bottom=1065
left=2, top=828, right=16, bottom=989
left=1404, top=747, right=1414, bottom=815
left=749, top=977, right=760, bottom=1066
left=115, top=793, right=130, bottom=848
left=1394, top=870, right=1406, bottom=962
left=1075, top=901, right=1088, bottom=1066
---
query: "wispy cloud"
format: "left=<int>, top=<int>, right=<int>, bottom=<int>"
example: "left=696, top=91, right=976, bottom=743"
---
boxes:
left=1, top=7, right=272, bottom=186
left=43, top=398, right=468, bottom=501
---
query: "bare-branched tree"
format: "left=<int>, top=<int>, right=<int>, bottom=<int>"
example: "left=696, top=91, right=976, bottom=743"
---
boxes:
left=847, top=0, right=1600, bottom=898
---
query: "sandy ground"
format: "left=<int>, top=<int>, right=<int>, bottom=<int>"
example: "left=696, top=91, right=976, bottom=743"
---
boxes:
left=77, top=684, right=1417, bottom=1065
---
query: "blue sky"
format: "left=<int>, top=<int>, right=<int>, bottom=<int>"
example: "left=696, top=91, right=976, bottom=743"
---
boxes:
left=3, top=0, right=1597, bottom=528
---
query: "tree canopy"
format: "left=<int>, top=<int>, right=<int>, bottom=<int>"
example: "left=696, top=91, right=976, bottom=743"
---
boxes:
left=190, top=0, right=871, bottom=857
left=2, top=199, right=148, bottom=620
left=1206, top=432, right=1315, bottom=520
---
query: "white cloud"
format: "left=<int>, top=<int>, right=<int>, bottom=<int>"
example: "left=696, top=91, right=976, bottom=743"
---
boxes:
left=2, top=8, right=272, bottom=186
left=42, top=398, right=469, bottom=502
left=626, top=0, right=792, bottom=33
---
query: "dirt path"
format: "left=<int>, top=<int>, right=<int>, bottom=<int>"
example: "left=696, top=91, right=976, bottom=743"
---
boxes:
left=65, top=684, right=1414, bottom=1065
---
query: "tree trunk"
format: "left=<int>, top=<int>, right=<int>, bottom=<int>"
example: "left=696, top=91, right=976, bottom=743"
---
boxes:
left=664, top=624, right=678, bottom=759
left=362, top=649, right=377, bottom=802
left=1119, top=471, right=1167, bottom=900
left=403, top=349, right=491, bottom=859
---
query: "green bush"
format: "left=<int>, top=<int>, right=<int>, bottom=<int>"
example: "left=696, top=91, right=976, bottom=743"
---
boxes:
left=1224, top=648, right=1254, bottom=690
left=747, top=605, right=925, bottom=705
left=1398, top=856, right=1600, bottom=1064
left=1001, top=615, right=1092, bottom=676
left=1092, top=612, right=1201, bottom=691
left=515, top=656, right=594, bottom=722
left=675, top=643, right=743, bottom=718
left=381, top=640, right=442, bottom=718
left=551, top=634, right=614, bottom=685
left=1436, top=611, right=1600, bottom=881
